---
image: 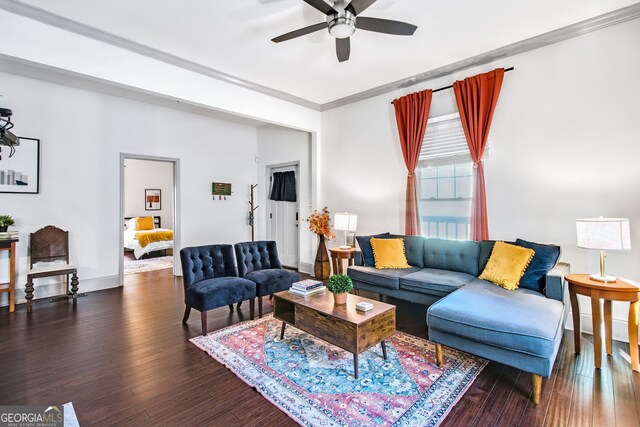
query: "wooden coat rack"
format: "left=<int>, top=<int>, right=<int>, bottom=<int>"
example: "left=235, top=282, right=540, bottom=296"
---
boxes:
left=248, top=184, right=258, bottom=241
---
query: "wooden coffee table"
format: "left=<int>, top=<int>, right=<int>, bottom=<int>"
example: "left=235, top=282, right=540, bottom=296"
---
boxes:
left=273, top=291, right=396, bottom=379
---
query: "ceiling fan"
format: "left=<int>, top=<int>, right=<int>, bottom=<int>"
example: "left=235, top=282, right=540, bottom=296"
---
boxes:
left=271, top=0, right=417, bottom=62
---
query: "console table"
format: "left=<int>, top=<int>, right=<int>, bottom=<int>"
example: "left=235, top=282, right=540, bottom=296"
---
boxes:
left=566, top=273, right=639, bottom=372
left=0, top=238, right=18, bottom=313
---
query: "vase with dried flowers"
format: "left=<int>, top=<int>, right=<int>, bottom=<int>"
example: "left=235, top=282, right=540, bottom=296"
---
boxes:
left=307, top=207, right=335, bottom=279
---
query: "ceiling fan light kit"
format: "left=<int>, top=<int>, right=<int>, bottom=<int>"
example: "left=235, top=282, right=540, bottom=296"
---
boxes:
left=271, top=0, right=417, bottom=62
left=328, top=9, right=356, bottom=39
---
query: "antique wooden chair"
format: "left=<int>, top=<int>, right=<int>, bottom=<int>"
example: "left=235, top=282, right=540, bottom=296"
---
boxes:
left=25, top=226, right=79, bottom=312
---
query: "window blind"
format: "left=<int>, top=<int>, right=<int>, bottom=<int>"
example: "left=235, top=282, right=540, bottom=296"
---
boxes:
left=419, top=114, right=489, bottom=166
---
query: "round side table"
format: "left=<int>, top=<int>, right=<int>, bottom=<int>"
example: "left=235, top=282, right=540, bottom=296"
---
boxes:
left=328, top=247, right=356, bottom=275
left=565, top=273, right=639, bottom=372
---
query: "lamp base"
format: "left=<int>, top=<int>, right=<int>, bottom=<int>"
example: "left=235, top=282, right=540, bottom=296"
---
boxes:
left=339, top=245, right=351, bottom=250
left=590, top=273, right=617, bottom=282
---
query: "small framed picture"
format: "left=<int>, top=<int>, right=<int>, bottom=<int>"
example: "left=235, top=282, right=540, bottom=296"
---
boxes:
left=346, top=232, right=357, bottom=248
left=0, top=137, right=40, bottom=194
left=145, top=189, right=161, bottom=211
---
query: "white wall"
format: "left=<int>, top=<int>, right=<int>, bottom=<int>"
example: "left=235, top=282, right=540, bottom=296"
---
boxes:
left=321, top=18, right=640, bottom=340
left=124, top=158, right=174, bottom=228
left=0, top=71, right=258, bottom=306
left=257, top=126, right=314, bottom=273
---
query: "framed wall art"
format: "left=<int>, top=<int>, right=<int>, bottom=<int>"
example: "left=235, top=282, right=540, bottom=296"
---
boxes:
left=0, top=137, right=40, bottom=194
left=145, top=189, right=161, bottom=211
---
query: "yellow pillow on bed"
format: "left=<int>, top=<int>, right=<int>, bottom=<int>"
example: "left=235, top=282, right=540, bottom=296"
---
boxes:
left=479, top=241, right=535, bottom=290
left=136, top=216, right=154, bottom=231
left=370, top=238, right=411, bottom=269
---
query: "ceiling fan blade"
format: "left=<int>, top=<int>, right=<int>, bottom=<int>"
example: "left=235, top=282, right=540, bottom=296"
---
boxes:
left=356, top=17, right=417, bottom=35
left=271, top=22, right=326, bottom=43
left=302, top=0, right=336, bottom=15
left=336, top=37, right=350, bottom=62
left=347, top=0, right=378, bottom=15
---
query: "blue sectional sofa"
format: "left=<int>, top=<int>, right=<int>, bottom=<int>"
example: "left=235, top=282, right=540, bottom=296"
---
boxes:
left=347, top=236, right=569, bottom=404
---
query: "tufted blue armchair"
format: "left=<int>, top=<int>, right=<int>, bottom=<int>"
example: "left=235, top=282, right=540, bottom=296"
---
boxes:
left=234, top=241, right=300, bottom=317
left=180, top=244, right=256, bottom=335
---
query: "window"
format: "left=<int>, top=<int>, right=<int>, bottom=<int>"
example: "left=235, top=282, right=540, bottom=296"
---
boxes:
left=417, top=113, right=487, bottom=240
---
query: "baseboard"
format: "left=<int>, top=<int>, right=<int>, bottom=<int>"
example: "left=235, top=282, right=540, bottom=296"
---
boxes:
left=0, top=275, right=121, bottom=307
left=298, top=262, right=313, bottom=275
left=2, top=274, right=635, bottom=345
left=565, top=311, right=637, bottom=344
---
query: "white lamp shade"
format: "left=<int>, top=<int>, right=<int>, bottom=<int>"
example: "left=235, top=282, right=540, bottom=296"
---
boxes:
left=576, top=218, right=631, bottom=250
left=334, top=212, right=358, bottom=232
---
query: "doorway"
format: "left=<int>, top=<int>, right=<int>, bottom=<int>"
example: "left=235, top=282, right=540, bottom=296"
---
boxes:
left=268, top=164, right=299, bottom=269
left=119, top=154, right=180, bottom=279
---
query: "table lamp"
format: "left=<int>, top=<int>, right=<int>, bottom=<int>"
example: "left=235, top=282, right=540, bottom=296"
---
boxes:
left=334, top=212, right=357, bottom=249
left=576, top=217, right=631, bottom=282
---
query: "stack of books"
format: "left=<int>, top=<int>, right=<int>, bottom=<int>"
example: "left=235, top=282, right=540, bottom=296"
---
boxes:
left=0, top=231, right=18, bottom=240
left=289, top=279, right=326, bottom=297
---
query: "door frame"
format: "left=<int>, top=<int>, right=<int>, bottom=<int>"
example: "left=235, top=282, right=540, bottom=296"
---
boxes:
left=267, top=161, right=300, bottom=270
left=119, top=153, right=181, bottom=280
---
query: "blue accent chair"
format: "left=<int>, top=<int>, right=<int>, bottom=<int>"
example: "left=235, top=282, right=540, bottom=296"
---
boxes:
left=234, top=241, right=300, bottom=318
left=180, top=244, right=256, bottom=335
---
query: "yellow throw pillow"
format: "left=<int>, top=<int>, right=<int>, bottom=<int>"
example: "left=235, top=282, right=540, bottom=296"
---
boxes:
left=479, top=241, right=535, bottom=290
left=136, top=216, right=154, bottom=231
left=370, top=238, right=412, bottom=269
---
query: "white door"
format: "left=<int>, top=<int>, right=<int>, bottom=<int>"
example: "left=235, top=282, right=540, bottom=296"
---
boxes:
left=268, top=165, right=299, bottom=269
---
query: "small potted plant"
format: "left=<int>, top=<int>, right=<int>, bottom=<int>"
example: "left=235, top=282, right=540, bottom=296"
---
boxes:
left=327, top=274, right=353, bottom=305
left=0, top=215, right=15, bottom=232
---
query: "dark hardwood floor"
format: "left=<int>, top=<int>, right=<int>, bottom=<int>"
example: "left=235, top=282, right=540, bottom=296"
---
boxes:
left=1, top=269, right=638, bottom=426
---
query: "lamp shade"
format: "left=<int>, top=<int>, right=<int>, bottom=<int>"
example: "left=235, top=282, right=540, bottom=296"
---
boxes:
left=576, top=218, right=631, bottom=250
left=334, top=212, right=357, bottom=232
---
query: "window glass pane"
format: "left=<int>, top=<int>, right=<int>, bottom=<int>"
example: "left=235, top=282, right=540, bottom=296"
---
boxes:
left=422, top=167, right=438, bottom=179
left=421, top=178, right=437, bottom=199
left=438, top=164, right=455, bottom=177
left=456, top=162, right=473, bottom=176
left=438, top=177, right=454, bottom=199
left=456, top=176, right=472, bottom=199
left=417, top=162, right=472, bottom=240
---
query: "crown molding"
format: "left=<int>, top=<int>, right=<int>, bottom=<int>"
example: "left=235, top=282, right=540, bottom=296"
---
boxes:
left=0, top=0, right=322, bottom=111
left=1, top=0, right=639, bottom=112
left=0, top=53, right=269, bottom=127
left=321, top=2, right=640, bottom=110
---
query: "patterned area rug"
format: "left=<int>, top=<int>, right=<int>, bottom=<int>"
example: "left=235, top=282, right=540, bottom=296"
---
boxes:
left=191, top=315, right=487, bottom=426
left=123, top=255, right=173, bottom=275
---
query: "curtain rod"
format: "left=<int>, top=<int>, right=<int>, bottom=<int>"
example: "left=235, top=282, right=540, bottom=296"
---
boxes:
left=390, top=67, right=514, bottom=104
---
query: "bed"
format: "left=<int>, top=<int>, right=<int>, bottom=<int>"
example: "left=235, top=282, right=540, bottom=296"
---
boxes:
left=124, top=216, right=174, bottom=259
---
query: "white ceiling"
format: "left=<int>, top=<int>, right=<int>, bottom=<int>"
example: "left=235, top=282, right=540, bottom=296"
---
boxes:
left=17, top=0, right=638, bottom=104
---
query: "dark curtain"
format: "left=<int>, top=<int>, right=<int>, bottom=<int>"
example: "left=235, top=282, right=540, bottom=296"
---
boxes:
left=453, top=68, right=504, bottom=241
left=392, top=89, right=433, bottom=236
left=270, top=171, right=297, bottom=202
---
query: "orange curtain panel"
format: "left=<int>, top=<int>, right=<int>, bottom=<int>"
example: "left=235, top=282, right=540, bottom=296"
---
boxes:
left=392, top=89, right=433, bottom=236
left=453, top=68, right=504, bottom=241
